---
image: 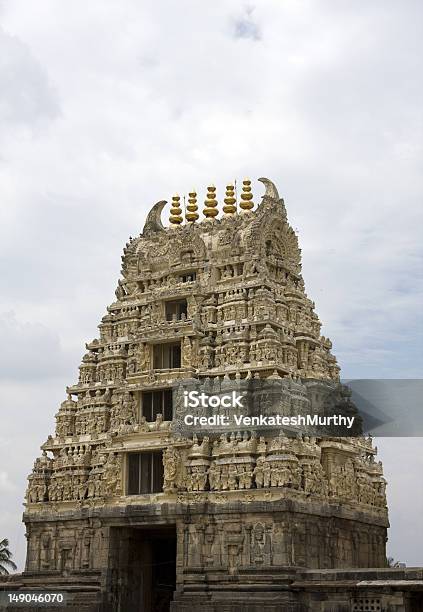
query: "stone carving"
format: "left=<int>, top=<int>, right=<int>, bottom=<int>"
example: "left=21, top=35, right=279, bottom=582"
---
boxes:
left=182, top=336, right=192, bottom=367
left=39, top=533, right=51, bottom=569
left=110, top=391, right=136, bottom=432
left=103, top=453, right=122, bottom=497
left=136, top=342, right=150, bottom=372
left=142, top=200, right=167, bottom=236
left=250, top=523, right=272, bottom=565
left=163, top=446, right=180, bottom=492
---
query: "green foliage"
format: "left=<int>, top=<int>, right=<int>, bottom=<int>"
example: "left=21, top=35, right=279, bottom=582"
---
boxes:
left=0, top=538, right=18, bottom=575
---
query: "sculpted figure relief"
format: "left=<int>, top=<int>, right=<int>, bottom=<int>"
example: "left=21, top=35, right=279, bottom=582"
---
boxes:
left=163, top=447, right=180, bottom=492
left=103, top=453, right=122, bottom=497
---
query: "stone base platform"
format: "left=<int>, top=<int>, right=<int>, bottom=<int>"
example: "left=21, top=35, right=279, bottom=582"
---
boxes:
left=1, top=567, right=423, bottom=612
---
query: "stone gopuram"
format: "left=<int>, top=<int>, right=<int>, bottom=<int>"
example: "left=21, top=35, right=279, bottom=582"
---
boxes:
left=5, top=178, right=423, bottom=611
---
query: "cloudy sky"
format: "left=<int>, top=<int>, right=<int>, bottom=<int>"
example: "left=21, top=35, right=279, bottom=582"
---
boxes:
left=0, top=0, right=422, bottom=570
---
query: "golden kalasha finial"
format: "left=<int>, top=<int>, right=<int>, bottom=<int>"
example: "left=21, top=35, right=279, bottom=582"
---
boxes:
left=239, top=178, right=254, bottom=212
left=203, top=185, right=218, bottom=219
left=223, top=184, right=236, bottom=215
left=169, top=194, right=183, bottom=226
left=186, top=190, right=199, bottom=223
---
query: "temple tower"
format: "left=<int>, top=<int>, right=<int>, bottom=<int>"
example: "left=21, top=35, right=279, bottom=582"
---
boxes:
left=23, top=178, right=390, bottom=612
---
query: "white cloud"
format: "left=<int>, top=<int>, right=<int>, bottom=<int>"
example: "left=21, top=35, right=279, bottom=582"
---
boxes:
left=0, top=26, right=60, bottom=134
left=0, top=312, right=72, bottom=380
left=0, top=470, right=17, bottom=493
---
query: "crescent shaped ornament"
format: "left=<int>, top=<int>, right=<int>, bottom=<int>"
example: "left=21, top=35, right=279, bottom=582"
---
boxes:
left=142, top=200, right=167, bottom=236
left=258, top=177, right=280, bottom=201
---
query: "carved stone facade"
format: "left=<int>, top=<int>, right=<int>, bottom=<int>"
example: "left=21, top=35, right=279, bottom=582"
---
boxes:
left=10, top=178, right=421, bottom=611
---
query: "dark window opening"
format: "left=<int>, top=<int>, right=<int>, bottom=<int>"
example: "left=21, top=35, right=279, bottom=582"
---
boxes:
left=153, top=342, right=181, bottom=369
left=142, top=389, right=173, bottom=422
left=165, top=299, right=188, bottom=321
left=179, top=272, right=196, bottom=283
left=127, top=451, right=163, bottom=494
